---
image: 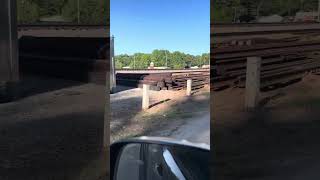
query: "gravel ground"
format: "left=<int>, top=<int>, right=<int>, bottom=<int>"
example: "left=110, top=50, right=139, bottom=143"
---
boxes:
left=111, top=85, right=210, bottom=143
left=168, top=113, right=210, bottom=145
left=0, top=75, right=107, bottom=180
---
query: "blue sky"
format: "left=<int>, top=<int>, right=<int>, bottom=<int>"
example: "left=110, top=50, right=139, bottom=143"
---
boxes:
left=111, top=0, right=210, bottom=55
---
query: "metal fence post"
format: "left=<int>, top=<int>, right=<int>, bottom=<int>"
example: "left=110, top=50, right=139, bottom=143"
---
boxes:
left=245, top=57, right=261, bottom=110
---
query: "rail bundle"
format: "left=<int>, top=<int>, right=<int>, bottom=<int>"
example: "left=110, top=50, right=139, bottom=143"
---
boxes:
left=116, top=70, right=210, bottom=91
left=212, top=40, right=320, bottom=91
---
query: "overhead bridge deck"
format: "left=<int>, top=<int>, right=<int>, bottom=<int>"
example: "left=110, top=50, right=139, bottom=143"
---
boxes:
left=18, top=24, right=108, bottom=38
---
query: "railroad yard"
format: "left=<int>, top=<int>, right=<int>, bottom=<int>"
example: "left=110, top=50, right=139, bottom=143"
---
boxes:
left=110, top=69, right=210, bottom=144
left=212, top=23, right=320, bottom=179
left=111, top=67, right=210, bottom=144
left=111, top=68, right=210, bottom=144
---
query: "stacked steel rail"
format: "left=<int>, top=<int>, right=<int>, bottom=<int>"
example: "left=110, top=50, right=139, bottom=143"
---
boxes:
left=212, top=40, right=320, bottom=91
left=116, top=70, right=210, bottom=91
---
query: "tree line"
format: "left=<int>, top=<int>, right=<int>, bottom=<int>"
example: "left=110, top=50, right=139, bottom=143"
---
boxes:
left=212, top=0, right=319, bottom=23
left=17, top=0, right=108, bottom=24
left=115, top=50, right=210, bottom=69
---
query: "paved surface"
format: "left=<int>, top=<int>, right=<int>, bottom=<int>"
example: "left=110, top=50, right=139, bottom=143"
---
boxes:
left=170, top=113, right=210, bottom=145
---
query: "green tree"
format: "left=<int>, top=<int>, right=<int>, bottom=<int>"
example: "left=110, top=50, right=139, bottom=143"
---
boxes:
left=18, top=0, right=40, bottom=23
left=114, top=50, right=209, bottom=69
left=62, top=0, right=108, bottom=24
left=213, top=0, right=319, bottom=22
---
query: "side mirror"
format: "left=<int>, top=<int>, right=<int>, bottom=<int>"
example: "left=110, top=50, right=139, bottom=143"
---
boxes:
left=110, top=137, right=210, bottom=180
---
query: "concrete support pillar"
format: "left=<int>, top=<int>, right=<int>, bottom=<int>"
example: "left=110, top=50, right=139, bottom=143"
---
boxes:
left=104, top=70, right=110, bottom=149
left=110, top=36, right=116, bottom=93
left=246, top=40, right=252, bottom=46
left=186, top=79, right=192, bottom=96
left=142, top=84, right=150, bottom=110
left=0, top=0, right=19, bottom=102
left=245, top=57, right=261, bottom=110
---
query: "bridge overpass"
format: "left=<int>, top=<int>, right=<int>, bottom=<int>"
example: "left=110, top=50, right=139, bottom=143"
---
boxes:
left=0, top=0, right=111, bottom=102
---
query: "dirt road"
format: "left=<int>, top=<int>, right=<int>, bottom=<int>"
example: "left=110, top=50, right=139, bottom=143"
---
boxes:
left=111, top=86, right=210, bottom=143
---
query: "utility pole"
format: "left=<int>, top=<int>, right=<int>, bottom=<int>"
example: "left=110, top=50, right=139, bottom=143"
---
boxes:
left=233, top=7, right=237, bottom=23
left=77, top=0, right=80, bottom=24
left=318, top=0, right=320, bottom=22
left=165, top=50, right=168, bottom=68
left=133, top=55, right=136, bottom=69
left=300, top=0, right=304, bottom=12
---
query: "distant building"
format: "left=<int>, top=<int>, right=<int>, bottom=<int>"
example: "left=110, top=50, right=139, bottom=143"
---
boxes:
left=153, top=67, right=169, bottom=69
left=258, top=15, right=283, bottom=23
left=39, top=16, right=72, bottom=23
left=295, top=12, right=318, bottom=22
left=202, top=65, right=210, bottom=69
left=147, top=62, right=169, bottom=69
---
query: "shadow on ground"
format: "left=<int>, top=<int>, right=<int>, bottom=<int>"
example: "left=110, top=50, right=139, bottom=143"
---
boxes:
left=212, top=93, right=320, bottom=180
left=19, top=74, right=84, bottom=98
left=0, top=111, right=106, bottom=180
left=111, top=85, right=135, bottom=94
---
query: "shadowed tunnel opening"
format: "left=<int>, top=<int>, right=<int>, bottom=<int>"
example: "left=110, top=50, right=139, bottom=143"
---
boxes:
left=19, top=36, right=109, bottom=84
left=16, top=36, right=109, bottom=98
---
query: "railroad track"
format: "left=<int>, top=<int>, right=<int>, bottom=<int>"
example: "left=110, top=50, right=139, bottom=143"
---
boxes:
left=213, top=22, right=320, bottom=27
left=212, top=22, right=320, bottom=36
